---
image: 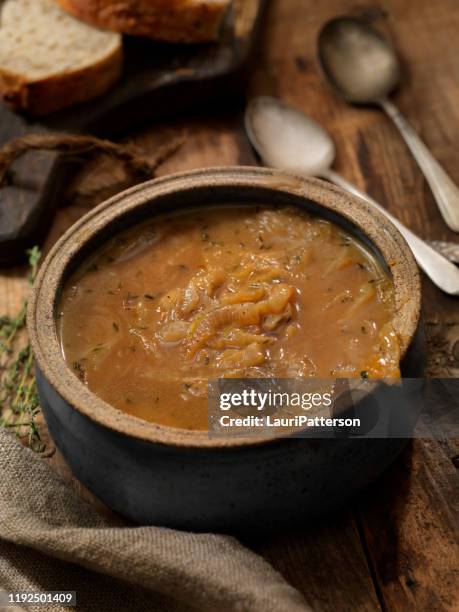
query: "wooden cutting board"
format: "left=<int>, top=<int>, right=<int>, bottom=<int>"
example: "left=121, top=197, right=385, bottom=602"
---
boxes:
left=0, top=0, right=266, bottom=265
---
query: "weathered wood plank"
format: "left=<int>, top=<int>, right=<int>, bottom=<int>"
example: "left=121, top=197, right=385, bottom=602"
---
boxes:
left=355, top=439, right=459, bottom=611
left=248, top=514, right=382, bottom=611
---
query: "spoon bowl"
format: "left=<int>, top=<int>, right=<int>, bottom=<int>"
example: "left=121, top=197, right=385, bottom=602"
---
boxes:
left=317, top=16, right=400, bottom=103
left=245, top=96, right=335, bottom=174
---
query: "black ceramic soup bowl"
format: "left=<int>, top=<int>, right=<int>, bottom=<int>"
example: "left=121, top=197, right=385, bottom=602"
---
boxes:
left=28, top=167, right=422, bottom=531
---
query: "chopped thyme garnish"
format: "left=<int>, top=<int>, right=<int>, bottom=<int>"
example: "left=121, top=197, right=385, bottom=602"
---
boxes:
left=73, top=361, right=86, bottom=380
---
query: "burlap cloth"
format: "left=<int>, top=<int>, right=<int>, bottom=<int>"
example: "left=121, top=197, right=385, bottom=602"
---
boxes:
left=0, top=429, right=309, bottom=612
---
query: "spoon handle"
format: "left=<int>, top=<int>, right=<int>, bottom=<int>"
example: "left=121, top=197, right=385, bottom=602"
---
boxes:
left=323, top=169, right=459, bottom=295
left=380, top=98, right=459, bottom=233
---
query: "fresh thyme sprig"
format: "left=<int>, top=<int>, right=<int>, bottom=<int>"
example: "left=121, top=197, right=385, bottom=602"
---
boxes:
left=0, top=246, right=44, bottom=452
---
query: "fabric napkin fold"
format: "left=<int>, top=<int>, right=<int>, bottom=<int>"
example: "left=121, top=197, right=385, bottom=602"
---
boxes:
left=0, top=429, right=309, bottom=612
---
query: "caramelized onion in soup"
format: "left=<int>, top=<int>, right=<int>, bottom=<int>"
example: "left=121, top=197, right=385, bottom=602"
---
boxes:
left=59, top=206, right=400, bottom=430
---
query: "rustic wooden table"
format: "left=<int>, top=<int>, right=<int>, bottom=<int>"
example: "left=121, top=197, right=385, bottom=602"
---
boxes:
left=1, top=1, right=458, bottom=610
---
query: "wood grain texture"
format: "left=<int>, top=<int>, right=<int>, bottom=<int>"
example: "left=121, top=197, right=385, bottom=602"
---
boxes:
left=1, top=0, right=458, bottom=610
left=248, top=512, right=382, bottom=611
left=355, top=438, right=459, bottom=611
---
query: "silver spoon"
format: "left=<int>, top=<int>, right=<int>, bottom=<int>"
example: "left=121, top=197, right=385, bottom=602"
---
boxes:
left=317, top=16, right=459, bottom=233
left=245, top=96, right=459, bottom=295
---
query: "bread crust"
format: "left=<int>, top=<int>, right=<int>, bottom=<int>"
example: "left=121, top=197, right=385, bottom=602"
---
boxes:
left=0, top=44, right=122, bottom=115
left=56, top=0, right=230, bottom=43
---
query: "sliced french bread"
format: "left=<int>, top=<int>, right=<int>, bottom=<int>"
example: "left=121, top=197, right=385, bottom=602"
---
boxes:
left=0, top=0, right=122, bottom=115
left=56, top=0, right=232, bottom=43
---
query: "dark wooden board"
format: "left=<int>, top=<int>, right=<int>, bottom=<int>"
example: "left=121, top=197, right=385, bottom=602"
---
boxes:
left=0, top=0, right=266, bottom=264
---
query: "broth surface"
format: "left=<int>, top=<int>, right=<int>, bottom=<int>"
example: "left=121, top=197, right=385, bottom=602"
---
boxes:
left=59, top=205, right=400, bottom=430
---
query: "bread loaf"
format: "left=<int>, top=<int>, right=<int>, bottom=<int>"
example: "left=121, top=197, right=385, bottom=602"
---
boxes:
left=56, top=0, right=232, bottom=43
left=0, top=0, right=122, bottom=115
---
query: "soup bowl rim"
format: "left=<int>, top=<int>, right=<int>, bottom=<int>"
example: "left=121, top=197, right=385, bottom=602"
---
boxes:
left=28, top=166, right=421, bottom=449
